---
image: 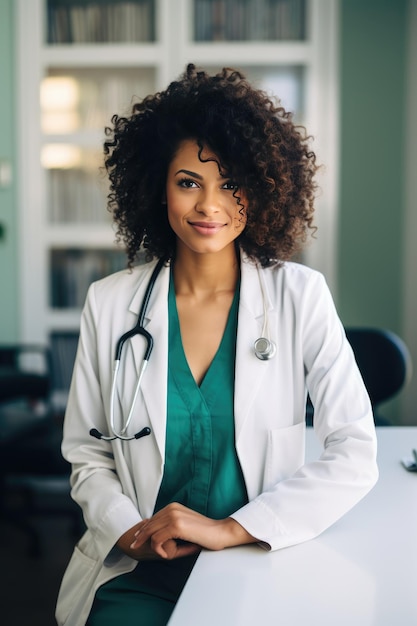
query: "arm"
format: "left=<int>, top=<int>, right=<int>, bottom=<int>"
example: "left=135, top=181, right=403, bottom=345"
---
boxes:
left=229, top=270, right=378, bottom=550
left=129, top=503, right=256, bottom=559
left=62, top=282, right=144, bottom=562
left=130, top=270, right=378, bottom=558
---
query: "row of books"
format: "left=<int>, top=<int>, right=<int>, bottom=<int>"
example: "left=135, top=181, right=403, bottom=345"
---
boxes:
left=46, top=0, right=305, bottom=45
left=50, top=248, right=127, bottom=308
left=47, top=168, right=110, bottom=223
left=47, top=0, right=155, bottom=44
left=194, top=0, right=306, bottom=42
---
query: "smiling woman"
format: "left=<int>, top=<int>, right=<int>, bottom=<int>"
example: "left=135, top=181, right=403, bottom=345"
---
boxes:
left=166, top=140, right=247, bottom=257
left=103, top=64, right=317, bottom=270
left=56, top=64, right=378, bottom=626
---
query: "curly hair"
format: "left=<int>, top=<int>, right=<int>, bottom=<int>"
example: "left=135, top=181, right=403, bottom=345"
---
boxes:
left=104, top=63, right=318, bottom=268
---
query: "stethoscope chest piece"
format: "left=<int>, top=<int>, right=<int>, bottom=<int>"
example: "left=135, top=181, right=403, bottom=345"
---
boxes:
left=254, top=337, right=276, bottom=360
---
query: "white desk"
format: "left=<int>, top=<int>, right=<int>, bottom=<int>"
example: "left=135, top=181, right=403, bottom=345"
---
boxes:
left=169, top=427, right=417, bottom=625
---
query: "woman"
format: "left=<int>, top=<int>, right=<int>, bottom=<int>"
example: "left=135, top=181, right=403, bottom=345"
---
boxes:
left=56, top=65, right=378, bottom=626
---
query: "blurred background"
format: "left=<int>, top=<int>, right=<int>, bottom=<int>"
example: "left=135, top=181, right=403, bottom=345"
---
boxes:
left=0, top=0, right=416, bottom=624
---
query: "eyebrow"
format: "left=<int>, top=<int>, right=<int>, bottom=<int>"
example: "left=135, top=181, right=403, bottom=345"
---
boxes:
left=174, top=168, right=231, bottom=182
left=174, top=169, right=204, bottom=180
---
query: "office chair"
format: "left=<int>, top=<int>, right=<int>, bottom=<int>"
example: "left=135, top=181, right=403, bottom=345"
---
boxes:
left=0, top=344, right=52, bottom=454
left=345, top=327, right=412, bottom=425
left=0, top=345, right=83, bottom=557
left=306, top=327, right=412, bottom=426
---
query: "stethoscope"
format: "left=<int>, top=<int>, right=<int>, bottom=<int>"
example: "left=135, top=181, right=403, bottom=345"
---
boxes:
left=90, top=257, right=276, bottom=442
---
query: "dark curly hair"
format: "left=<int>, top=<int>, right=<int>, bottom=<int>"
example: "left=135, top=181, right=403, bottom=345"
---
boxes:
left=104, top=63, right=318, bottom=268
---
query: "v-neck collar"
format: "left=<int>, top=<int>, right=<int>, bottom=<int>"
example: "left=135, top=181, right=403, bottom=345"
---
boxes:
left=168, top=270, right=240, bottom=392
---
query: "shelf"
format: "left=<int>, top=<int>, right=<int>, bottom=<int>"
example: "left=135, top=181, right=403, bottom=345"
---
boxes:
left=183, top=41, right=313, bottom=65
left=45, top=224, right=118, bottom=246
left=46, top=310, right=84, bottom=331
left=41, top=43, right=164, bottom=67
left=41, top=131, right=105, bottom=146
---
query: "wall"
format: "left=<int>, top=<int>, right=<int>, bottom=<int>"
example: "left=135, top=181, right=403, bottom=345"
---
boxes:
left=338, top=0, right=407, bottom=332
left=402, top=0, right=417, bottom=424
left=0, top=0, right=18, bottom=342
left=337, top=0, right=412, bottom=424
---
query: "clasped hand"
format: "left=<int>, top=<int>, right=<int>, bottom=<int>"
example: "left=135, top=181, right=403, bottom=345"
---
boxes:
left=119, top=502, right=255, bottom=561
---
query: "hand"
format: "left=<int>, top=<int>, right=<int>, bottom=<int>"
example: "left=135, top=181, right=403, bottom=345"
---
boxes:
left=115, top=517, right=201, bottom=562
left=116, top=523, right=169, bottom=562
left=130, top=502, right=256, bottom=560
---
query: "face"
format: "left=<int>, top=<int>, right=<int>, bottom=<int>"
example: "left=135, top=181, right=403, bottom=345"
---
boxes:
left=165, top=139, right=247, bottom=257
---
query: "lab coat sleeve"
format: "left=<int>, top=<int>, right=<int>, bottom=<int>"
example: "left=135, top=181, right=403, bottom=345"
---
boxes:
left=62, top=283, right=142, bottom=563
left=230, top=270, right=379, bottom=550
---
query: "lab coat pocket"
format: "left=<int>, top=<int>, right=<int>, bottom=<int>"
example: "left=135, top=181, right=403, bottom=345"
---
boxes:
left=264, top=421, right=306, bottom=490
left=56, top=543, right=101, bottom=626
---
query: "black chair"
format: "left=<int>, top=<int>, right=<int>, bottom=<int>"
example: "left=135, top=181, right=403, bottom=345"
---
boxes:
left=306, top=327, right=412, bottom=426
left=0, top=345, right=52, bottom=449
left=0, top=345, right=83, bottom=557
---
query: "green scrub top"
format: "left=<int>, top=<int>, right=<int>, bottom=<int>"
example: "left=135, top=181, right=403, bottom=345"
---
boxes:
left=87, top=272, right=248, bottom=626
left=154, top=270, right=248, bottom=517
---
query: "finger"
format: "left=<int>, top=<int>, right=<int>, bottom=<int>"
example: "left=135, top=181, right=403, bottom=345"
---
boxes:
left=157, top=539, right=200, bottom=560
left=173, top=542, right=201, bottom=559
left=130, top=517, right=157, bottom=548
left=156, top=538, right=177, bottom=559
left=131, top=505, right=213, bottom=550
left=134, top=518, right=150, bottom=534
left=131, top=513, right=181, bottom=549
left=130, top=530, right=147, bottom=549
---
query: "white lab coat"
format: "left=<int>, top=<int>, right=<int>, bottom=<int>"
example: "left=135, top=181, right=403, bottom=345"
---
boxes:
left=56, top=256, right=378, bottom=626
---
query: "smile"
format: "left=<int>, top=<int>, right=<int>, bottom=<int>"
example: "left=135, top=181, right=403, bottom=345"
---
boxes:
left=188, top=221, right=226, bottom=235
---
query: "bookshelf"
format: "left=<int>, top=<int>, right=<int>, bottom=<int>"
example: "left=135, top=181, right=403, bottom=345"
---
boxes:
left=16, top=0, right=339, bottom=402
left=46, top=0, right=156, bottom=44
left=193, top=0, right=306, bottom=42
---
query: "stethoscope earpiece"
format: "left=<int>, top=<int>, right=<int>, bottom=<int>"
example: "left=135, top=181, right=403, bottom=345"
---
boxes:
left=254, top=337, right=276, bottom=361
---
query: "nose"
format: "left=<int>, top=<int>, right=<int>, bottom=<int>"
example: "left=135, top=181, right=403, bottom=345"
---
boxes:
left=195, top=187, right=221, bottom=215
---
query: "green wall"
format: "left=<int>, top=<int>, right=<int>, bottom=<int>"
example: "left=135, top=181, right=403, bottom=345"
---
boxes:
left=0, top=0, right=18, bottom=342
left=337, top=0, right=407, bottom=333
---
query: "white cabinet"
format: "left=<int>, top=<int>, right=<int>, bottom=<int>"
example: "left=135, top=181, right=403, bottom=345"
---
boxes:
left=16, top=0, right=338, bottom=394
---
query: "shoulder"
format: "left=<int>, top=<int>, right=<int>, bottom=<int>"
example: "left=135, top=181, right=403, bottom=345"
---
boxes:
left=84, top=260, right=161, bottom=310
left=259, top=261, right=330, bottom=301
left=267, top=260, right=324, bottom=281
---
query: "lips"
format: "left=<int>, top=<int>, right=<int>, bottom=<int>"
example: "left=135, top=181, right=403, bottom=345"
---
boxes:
left=188, top=221, right=225, bottom=235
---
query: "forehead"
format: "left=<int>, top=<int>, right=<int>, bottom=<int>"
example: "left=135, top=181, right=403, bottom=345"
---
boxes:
left=170, top=139, right=217, bottom=166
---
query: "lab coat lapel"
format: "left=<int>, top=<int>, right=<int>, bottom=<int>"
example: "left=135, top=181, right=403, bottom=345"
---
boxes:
left=234, top=259, right=276, bottom=441
left=127, top=261, right=170, bottom=461
left=121, top=258, right=275, bottom=454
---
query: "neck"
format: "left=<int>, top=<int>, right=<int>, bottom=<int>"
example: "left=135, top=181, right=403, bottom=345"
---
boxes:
left=172, top=245, right=240, bottom=296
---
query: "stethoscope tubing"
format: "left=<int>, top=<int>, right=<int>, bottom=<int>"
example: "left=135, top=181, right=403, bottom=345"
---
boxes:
left=90, top=257, right=276, bottom=442
left=90, top=258, right=166, bottom=441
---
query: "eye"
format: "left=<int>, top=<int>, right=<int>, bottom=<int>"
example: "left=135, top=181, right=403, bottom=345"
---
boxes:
left=221, top=180, right=239, bottom=191
left=177, top=177, right=198, bottom=188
